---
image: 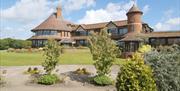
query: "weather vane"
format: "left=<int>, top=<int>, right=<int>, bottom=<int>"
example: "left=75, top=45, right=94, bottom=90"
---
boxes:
left=132, top=0, right=137, bottom=5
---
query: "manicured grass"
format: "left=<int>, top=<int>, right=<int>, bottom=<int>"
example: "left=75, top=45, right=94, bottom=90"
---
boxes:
left=0, top=49, right=126, bottom=66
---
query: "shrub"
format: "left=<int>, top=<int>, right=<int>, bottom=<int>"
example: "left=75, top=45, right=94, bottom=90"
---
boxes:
left=144, top=44, right=180, bottom=91
left=24, top=67, right=40, bottom=74
left=2, top=70, right=7, bottom=74
left=88, top=27, right=119, bottom=76
left=116, top=53, right=157, bottom=91
left=27, top=67, right=32, bottom=72
left=42, top=39, right=61, bottom=75
left=138, top=44, right=152, bottom=53
left=38, top=74, right=59, bottom=85
left=73, top=68, right=91, bottom=75
left=0, top=75, right=6, bottom=86
left=92, top=75, right=113, bottom=86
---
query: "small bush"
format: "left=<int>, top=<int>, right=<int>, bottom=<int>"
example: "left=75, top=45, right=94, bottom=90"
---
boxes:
left=138, top=44, right=152, bottom=53
left=116, top=53, right=157, bottom=91
left=2, top=70, right=7, bottom=74
left=38, top=74, right=59, bottom=85
left=27, top=67, right=32, bottom=72
left=144, top=45, right=180, bottom=91
left=74, top=68, right=91, bottom=75
left=33, top=67, right=38, bottom=71
left=91, top=75, right=113, bottom=86
left=24, top=67, right=40, bottom=74
left=0, top=75, right=6, bottom=86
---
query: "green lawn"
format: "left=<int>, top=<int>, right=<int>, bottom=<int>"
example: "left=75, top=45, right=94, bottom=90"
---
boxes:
left=0, top=49, right=126, bottom=66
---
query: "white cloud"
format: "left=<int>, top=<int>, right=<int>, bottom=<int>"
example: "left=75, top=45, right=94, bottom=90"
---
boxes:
left=0, top=0, right=54, bottom=24
left=0, top=0, right=56, bottom=39
left=166, top=17, right=180, bottom=25
left=155, top=17, right=180, bottom=31
left=154, top=9, right=180, bottom=31
left=63, top=0, right=96, bottom=13
left=142, top=5, right=150, bottom=14
left=78, top=1, right=134, bottom=24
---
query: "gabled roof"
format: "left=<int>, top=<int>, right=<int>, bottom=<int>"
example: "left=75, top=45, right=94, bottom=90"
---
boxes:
left=32, top=13, right=73, bottom=31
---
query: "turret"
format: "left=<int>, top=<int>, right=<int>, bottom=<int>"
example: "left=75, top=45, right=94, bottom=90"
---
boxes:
left=126, top=4, right=143, bottom=33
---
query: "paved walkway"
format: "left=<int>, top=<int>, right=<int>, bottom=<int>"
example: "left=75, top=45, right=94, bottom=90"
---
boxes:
left=0, top=65, right=120, bottom=91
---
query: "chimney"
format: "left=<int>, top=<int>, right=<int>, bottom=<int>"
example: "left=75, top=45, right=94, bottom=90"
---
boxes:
left=56, top=6, right=62, bottom=18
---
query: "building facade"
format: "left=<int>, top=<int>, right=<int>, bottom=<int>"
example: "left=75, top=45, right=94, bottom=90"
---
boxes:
left=29, top=3, right=180, bottom=56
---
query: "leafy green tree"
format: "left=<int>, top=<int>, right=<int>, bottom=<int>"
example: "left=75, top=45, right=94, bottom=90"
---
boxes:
left=22, top=40, right=32, bottom=48
left=42, top=39, right=61, bottom=75
left=144, top=44, right=180, bottom=91
left=88, top=27, right=119, bottom=76
left=116, top=53, right=157, bottom=91
left=0, top=39, right=9, bottom=50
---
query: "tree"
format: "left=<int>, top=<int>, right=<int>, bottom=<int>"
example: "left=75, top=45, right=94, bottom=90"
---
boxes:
left=0, top=38, right=32, bottom=49
left=88, top=28, right=119, bottom=76
left=116, top=53, right=157, bottom=91
left=42, top=39, right=61, bottom=75
left=144, top=44, right=180, bottom=91
left=0, top=39, right=9, bottom=50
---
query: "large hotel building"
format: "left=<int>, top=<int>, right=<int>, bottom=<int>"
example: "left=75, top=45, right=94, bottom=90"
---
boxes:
left=29, top=3, right=180, bottom=57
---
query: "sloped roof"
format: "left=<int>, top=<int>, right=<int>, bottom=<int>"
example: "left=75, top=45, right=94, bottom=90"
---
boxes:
left=29, top=35, right=63, bottom=40
left=32, top=13, right=73, bottom=31
left=146, top=31, right=180, bottom=38
left=120, top=32, right=145, bottom=41
left=75, top=20, right=128, bottom=30
left=120, top=31, right=180, bottom=41
left=75, top=20, right=149, bottom=31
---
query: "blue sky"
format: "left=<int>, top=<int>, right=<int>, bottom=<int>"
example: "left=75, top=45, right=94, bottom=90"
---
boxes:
left=0, top=0, right=180, bottom=39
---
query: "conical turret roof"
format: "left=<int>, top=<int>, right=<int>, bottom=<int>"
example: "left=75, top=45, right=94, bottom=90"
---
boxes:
left=127, top=4, right=143, bottom=15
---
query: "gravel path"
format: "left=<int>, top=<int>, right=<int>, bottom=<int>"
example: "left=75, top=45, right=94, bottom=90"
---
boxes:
left=0, top=65, right=120, bottom=91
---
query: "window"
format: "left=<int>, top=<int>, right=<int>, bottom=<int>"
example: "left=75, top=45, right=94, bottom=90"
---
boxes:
left=75, top=31, right=87, bottom=36
left=64, top=32, right=66, bottom=37
left=124, top=42, right=139, bottom=52
left=32, top=40, right=47, bottom=47
left=118, top=42, right=125, bottom=52
left=67, top=32, right=69, bottom=37
left=35, top=30, right=57, bottom=36
left=118, top=28, right=128, bottom=35
left=77, top=40, right=88, bottom=46
left=108, top=28, right=118, bottom=35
